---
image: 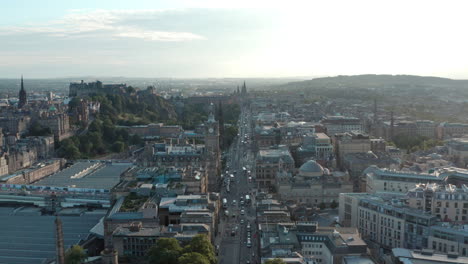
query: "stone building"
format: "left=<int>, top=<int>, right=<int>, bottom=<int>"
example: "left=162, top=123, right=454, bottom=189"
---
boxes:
left=343, top=151, right=399, bottom=192
left=0, top=158, right=63, bottom=184
left=446, top=137, right=468, bottom=167
left=255, top=145, right=295, bottom=190
left=437, top=122, right=468, bottom=140
left=333, top=132, right=371, bottom=166
left=37, top=112, right=71, bottom=142
left=296, top=133, right=334, bottom=164
left=69, top=80, right=127, bottom=97
left=406, top=183, right=468, bottom=222
left=321, top=116, right=363, bottom=136
left=339, top=193, right=438, bottom=250
left=276, top=160, right=352, bottom=206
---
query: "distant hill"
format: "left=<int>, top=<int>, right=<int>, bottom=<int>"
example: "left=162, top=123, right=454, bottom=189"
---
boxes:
left=279, top=74, right=468, bottom=90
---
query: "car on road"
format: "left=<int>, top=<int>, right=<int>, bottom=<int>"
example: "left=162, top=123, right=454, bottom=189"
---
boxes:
left=240, top=219, right=244, bottom=224
left=247, top=239, right=252, bottom=248
left=241, top=209, right=245, bottom=215
left=247, top=223, right=251, bottom=230
left=231, top=230, right=235, bottom=236
left=232, top=200, right=237, bottom=206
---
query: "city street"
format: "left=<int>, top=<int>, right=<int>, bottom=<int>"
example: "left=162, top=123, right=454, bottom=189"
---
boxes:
left=217, top=102, right=258, bottom=264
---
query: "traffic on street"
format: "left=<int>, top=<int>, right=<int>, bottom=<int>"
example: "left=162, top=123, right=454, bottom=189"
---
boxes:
left=217, top=102, right=258, bottom=264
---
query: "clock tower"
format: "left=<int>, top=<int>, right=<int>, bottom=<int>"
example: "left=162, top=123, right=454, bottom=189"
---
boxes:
left=204, top=102, right=220, bottom=152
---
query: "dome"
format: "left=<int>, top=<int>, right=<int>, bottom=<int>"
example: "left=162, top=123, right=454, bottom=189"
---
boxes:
left=299, top=160, right=324, bottom=177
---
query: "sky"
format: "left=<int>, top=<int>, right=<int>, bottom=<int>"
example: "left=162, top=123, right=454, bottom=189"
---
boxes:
left=1, top=0, right=468, bottom=79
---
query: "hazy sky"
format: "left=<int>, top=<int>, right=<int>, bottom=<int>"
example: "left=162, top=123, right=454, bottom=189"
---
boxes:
left=2, top=0, right=468, bottom=78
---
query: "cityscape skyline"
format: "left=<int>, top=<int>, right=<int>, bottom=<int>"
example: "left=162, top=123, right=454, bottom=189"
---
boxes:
left=2, top=0, right=468, bottom=79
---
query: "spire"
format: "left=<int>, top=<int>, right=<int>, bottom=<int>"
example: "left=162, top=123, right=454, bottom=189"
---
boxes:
left=241, top=81, right=247, bottom=95
left=237, top=85, right=240, bottom=94
left=390, top=111, right=394, bottom=140
left=18, top=75, right=27, bottom=109
left=207, top=102, right=215, bottom=123
left=218, top=101, right=224, bottom=149
left=373, top=97, right=377, bottom=124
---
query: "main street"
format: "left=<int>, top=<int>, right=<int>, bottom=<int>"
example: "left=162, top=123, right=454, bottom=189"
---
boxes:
left=217, top=101, right=257, bottom=264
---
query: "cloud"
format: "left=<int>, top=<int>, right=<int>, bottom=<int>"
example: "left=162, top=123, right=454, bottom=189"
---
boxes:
left=0, top=9, right=205, bottom=42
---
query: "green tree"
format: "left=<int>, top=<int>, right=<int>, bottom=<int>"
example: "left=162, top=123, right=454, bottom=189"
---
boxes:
left=58, top=139, right=81, bottom=160
left=319, top=202, right=326, bottom=210
left=88, top=120, right=102, bottom=133
left=65, top=245, right=87, bottom=264
left=112, top=141, right=125, bottom=153
left=184, top=234, right=216, bottom=264
left=178, top=252, right=210, bottom=264
left=264, top=259, right=286, bottom=264
left=130, top=134, right=143, bottom=145
left=147, top=238, right=182, bottom=264
left=224, top=126, right=238, bottom=147
left=28, top=121, right=52, bottom=136
left=330, top=200, right=338, bottom=209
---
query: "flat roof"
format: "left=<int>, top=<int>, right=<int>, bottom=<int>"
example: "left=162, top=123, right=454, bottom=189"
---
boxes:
left=0, top=207, right=105, bottom=264
left=393, top=248, right=468, bottom=264
left=33, top=161, right=131, bottom=190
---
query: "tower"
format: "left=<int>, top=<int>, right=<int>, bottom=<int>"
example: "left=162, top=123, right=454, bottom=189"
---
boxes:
left=205, top=102, right=221, bottom=192
left=217, top=101, right=224, bottom=150
left=205, top=102, right=220, bottom=152
left=241, top=81, right=247, bottom=96
left=18, top=75, right=27, bottom=109
left=390, top=111, right=394, bottom=140
left=373, top=97, right=378, bottom=124
left=55, top=216, right=65, bottom=264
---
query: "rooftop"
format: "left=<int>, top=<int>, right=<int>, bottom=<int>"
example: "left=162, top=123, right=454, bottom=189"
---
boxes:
left=0, top=207, right=105, bottom=264
left=392, top=248, right=468, bottom=264
left=33, top=161, right=132, bottom=190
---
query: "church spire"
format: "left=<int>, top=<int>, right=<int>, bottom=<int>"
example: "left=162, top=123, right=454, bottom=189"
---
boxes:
left=241, top=81, right=247, bottom=95
left=18, top=75, right=27, bottom=109
left=207, top=102, right=216, bottom=123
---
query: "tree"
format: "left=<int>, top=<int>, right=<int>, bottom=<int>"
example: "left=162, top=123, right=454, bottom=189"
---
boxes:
left=147, top=238, right=182, bottom=264
left=319, top=202, right=326, bottom=210
left=28, top=121, right=52, bottom=136
left=130, top=134, right=143, bottom=145
left=178, top=252, right=210, bottom=264
left=58, top=139, right=81, bottom=160
left=65, top=245, right=87, bottom=264
left=111, top=141, right=125, bottom=153
left=330, top=200, right=338, bottom=209
left=224, top=126, right=238, bottom=147
left=184, top=234, right=216, bottom=264
left=264, top=259, right=286, bottom=264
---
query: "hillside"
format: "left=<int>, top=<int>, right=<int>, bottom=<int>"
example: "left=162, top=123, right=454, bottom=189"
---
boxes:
left=280, top=74, right=468, bottom=91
